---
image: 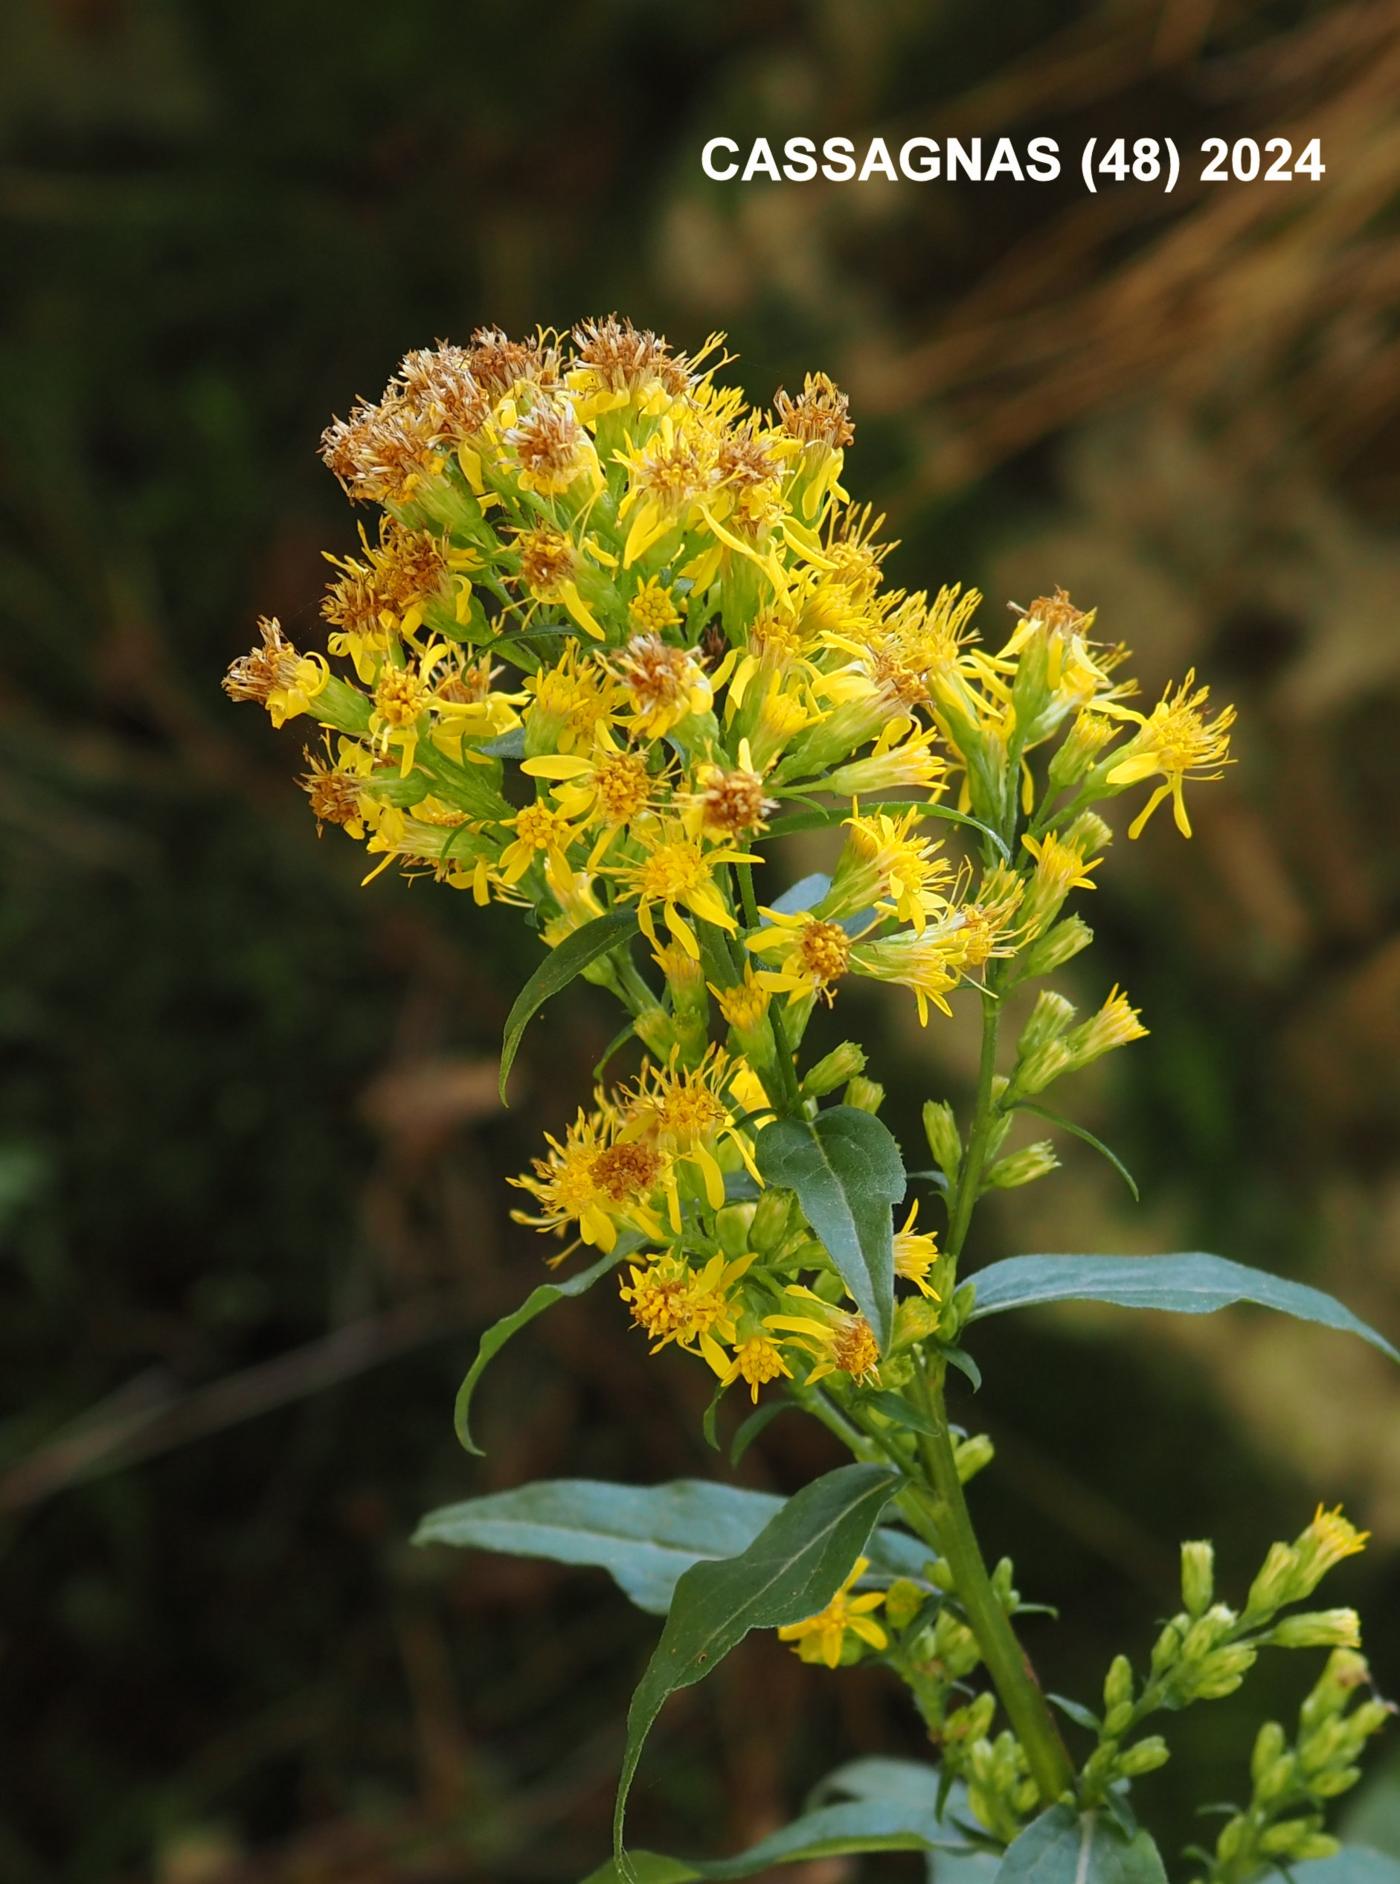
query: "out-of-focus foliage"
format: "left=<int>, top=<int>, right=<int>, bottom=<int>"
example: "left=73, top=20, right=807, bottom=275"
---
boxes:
left=2, top=1, right=1396, bottom=1879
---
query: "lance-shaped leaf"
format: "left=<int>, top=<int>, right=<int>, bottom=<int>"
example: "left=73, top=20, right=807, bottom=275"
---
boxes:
left=453, top=1243, right=628, bottom=1455
left=414, top=1476, right=933, bottom=1614
left=582, top=1792, right=976, bottom=1882
left=499, top=908, right=638, bottom=1103
left=967, top=1253, right=1398, bottom=1363
left=756, top=1107, right=905, bottom=1351
left=995, top=1805, right=1167, bottom=1884
left=614, top=1464, right=900, bottom=1862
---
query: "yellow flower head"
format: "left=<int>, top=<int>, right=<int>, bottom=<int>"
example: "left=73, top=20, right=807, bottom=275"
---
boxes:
left=510, top=1101, right=668, bottom=1254
left=523, top=642, right=623, bottom=755
left=707, top=1332, right=793, bottom=1403
left=777, top=1555, right=888, bottom=1669
left=619, top=1249, right=754, bottom=1354
left=621, top=1046, right=761, bottom=1221
left=747, top=910, right=854, bottom=1006
left=627, top=576, right=683, bottom=635
left=830, top=806, right=953, bottom=933
left=1103, top=669, right=1236, bottom=839
left=894, top=1200, right=941, bottom=1299
left=765, top=1285, right=881, bottom=1385
left=611, top=633, right=713, bottom=737
left=609, top=822, right=756, bottom=959
left=223, top=617, right=329, bottom=729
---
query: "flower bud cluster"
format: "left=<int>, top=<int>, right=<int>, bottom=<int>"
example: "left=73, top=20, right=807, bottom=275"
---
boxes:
left=1079, top=1514, right=1372, bottom=1807
left=1199, top=1650, right=1392, bottom=1884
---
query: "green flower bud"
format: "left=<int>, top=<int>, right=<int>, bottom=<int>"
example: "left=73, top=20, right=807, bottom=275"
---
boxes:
left=1117, top=1736, right=1169, bottom=1777
left=1244, top=1542, right=1302, bottom=1622
left=714, top=1202, right=753, bottom=1257
left=983, top=1141, right=1059, bottom=1190
left=1062, top=810, right=1113, bottom=856
left=1103, top=1654, right=1134, bottom=1714
left=989, top=1556, right=1018, bottom=1609
left=1150, top=1619, right=1184, bottom=1676
left=1103, top=1701, right=1134, bottom=1738
left=1268, top=1609, right=1362, bottom=1651
left=1018, top=990, right=1077, bottom=1058
left=1299, top=1650, right=1370, bottom=1731
left=1005, top=1042, right=1073, bottom=1100
left=922, top=1099, right=962, bottom=1180
left=955, top=1434, right=996, bottom=1484
left=1182, top=1643, right=1257, bottom=1700
left=1312, top=1766, right=1363, bottom=1799
left=803, top=1040, right=866, bottom=1097
left=1255, top=1751, right=1297, bottom=1807
left=1021, top=914, right=1093, bottom=979
left=844, top=1075, right=885, bottom=1114
left=1181, top=1605, right=1236, bottom=1662
left=1181, top=1540, right=1214, bottom=1618
left=1049, top=711, right=1117, bottom=788
left=885, top=1578, right=927, bottom=1632
left=748, top=1185, right=793, bottom=1252
left=1251, top=1721, right=1287, bottom=1785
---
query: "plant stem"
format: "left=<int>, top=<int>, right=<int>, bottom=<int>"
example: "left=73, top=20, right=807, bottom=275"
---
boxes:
left=913, top=971, right=1076, bottom=1805
left=912, top=1360, right=1074, bottom=1804
left=733, top=861, right=804, bottom=1117
left=944, top=981, right=1002, bottom=1267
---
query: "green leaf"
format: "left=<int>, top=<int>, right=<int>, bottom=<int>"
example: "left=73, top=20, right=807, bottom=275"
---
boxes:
left=1047, top=1693, right=1103, bottom=1733
left=764, top=798, right=1011, bottom=861
left=941, top=1344, right=983, bottom=1393
left=451, top=1243, right=628, bottom=1455
left=614, top=1464, right=901, bottom=1860
left=583, top=1793, right=976, bottom=1880
left=1013, top=1102, right=1140, bottom=1203
left=768, top=872, right=832, bottom=916
left=755, top=1107, right=905, bottom=1351
left=968, top=1254, right=1399, bottom=1363
left=995, top=1805, right=1168, bottom=1884
left=415, top=1476, right=934, bottom=1613
left=862, top=1388, right=943, bottom=1438
left=1295, top=1851, right=1400, bottom=1884
left=499, top=909, right=637, bottom=1103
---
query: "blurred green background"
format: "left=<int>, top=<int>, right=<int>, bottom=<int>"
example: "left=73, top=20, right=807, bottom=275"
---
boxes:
left=4, top=1, right=1398, bottom=1879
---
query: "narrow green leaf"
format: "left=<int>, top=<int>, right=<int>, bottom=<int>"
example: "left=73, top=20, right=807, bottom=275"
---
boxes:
left=1013, top=1102, right=1140, bottom=1202
left=1048, top=1693, right=1103, bottom=1733
left=614, top=1464, right=900, bottom=1861
left=968, top=1254, right=1399, bottom=1363
left=583, top=1793, right=976, bottom=1881
left=416, top=1475, right=934, bottom=1613
left=755, top=1107, right=905, bottom=1351
left=499, top=909, right=638, bottom=1103
left=941, top=1345, right=982, bottom=1393
left=764, top=798, right=1011, bottom=861
left=862, top=1388, right=943, bottom=1438
left=995, top=1804, right=1167, bottom=1884
left=451, top=1243, right=628, bottom=1455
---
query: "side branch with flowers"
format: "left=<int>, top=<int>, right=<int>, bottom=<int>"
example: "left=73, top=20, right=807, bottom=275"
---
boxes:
left=227, top=317, right=1396, bottom=1884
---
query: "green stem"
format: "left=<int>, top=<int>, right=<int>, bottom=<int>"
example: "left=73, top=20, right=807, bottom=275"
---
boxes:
left=733, top=861, right=804, bottom=1117
left=913, top=969, right=1075, bottom=1805
left=913, top=1360, right=1074, bottom=1804
left=943, top=982, right=1002, bottom=1267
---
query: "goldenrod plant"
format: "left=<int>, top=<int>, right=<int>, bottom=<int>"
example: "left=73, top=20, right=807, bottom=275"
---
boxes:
left=227, top=318, right=1395, bottom=1883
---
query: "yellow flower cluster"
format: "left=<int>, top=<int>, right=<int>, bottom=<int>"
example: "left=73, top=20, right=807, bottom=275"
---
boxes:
left=226, top=316, right=1235, bottom=1406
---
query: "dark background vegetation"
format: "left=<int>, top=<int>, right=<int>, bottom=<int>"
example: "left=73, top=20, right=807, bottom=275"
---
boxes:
left=4, top=2, right=1399, bottom=1879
